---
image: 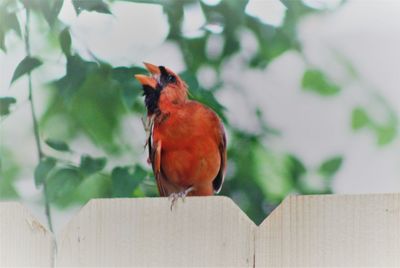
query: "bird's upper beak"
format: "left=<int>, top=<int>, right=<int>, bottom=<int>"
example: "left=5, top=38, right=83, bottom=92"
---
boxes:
left=134, top=62, right=160, bottom=88
left=143, top=62, right=160, bottom=76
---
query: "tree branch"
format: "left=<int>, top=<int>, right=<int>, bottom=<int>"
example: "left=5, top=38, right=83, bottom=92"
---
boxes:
left=25, top=7, right=54, bottom=232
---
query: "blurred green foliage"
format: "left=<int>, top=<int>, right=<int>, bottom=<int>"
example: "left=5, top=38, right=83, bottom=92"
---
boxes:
left=302, top=69, right=340, bottom=96
left=351, top=106, right=397, bottom=146
left=0, top=149, right=20, bottom=199
left=2, top=0, right=395, bottom=225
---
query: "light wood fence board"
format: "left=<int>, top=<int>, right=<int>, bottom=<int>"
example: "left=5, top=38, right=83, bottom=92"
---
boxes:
left=0, top=202, right=54, bottom=267
left=3, top=193, right=400, bottom=267
left=57, top=196, right=256, bottom=267
left=255, top=193, right=400, bottom=267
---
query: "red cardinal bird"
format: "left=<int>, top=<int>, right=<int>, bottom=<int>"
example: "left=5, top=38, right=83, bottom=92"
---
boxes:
left=135, top=63, right=227, bottom=201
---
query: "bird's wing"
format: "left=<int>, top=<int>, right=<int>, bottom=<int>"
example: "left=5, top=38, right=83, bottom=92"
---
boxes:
left=149, top=139, right=167, bottom=196
left=212, top=123, right=227, bottom=193
left=149, top=138, right=179, bottom=196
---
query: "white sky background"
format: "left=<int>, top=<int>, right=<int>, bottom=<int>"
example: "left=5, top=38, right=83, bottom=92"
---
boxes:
left=1, top=0, right=400, bottom=231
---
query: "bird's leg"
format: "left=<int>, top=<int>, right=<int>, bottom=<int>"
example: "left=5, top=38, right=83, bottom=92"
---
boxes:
left=179, top=186, right=195, bottom=201
left=169, top=186, right=195, bottom=210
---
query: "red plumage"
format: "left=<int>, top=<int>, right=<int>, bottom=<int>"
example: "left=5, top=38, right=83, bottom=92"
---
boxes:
left=135, top=63, right=226, bottom=197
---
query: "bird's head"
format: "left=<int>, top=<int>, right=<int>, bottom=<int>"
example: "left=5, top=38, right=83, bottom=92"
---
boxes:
left=135, top=63, right=188, bottom=114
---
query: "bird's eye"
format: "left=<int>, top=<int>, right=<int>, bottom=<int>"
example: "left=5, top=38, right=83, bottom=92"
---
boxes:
left=166, top=74, right=176, bottom=83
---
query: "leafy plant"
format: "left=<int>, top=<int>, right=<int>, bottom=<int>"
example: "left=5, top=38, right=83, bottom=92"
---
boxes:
left=2, top=0, right=390, bottom=228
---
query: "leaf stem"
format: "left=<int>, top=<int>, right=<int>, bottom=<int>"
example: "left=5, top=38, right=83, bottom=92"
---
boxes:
left=25, top=8, right=54, bottom=232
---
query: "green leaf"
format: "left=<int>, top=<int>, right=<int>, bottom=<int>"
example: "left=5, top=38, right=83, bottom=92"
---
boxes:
left=50, top=61, right=126, bottom=152
left=0, top=9, right=21, bottom=38
left=351, top=106, right=397, bottom=146
left=79, top=155, right=107, bottom=176
left=352, top=107, right=369, bottom=130
left=253, top=145, right=294, bottom=201
left=21, top=0, right=63, bottom=26
left=0, top=31, right=5, bottom=52
left=376, top=125, right=397, bottom=146
left=43, top=0, right=64, bottom=26
left=245, top=15, right=292, bottom=68
left=111, top=165, right=146, bottom=197
left=0, top=97, right=16, bottom=116
left=10, top=56, right=42, bottom=84
left=72, top=0, right=112, bottom=15
left=318, top=156, right=343, bottom=178
left=112, top=66, right=145, bottom=109
left=45, top=138, right=70, bottom=152
left=53, top=55, right=97, bottom=101
left=59, top=27, right=71, bottom=56
left=7, top=12, right=21, bottom=36
left=201, top=1, right=246, bottom=61
left=286, top=154, right=306, bottom=180
left=0, top=148, right=20, bottom=198
left=285, top=154, right=311, bottom=194
left=181, top=37, right=208, bottom=72
left=112, top=66, right=146, bottom=83
left=34, top=157, right=56, bottom=187
left=302, top=69, right=340, bottom=96
left=47, top=168, right=82, bottom=202
left=74, top=173, right=111, bottom=203
left=179, top=71, right=199, bottom=90
left=67, top=64, right=125, bottom=151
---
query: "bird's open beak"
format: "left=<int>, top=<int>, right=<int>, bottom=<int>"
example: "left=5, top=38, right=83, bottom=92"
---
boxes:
left=134, top=62, right=160, bottom=87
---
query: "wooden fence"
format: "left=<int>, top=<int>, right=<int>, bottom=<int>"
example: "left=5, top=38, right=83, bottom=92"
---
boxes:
left=1, top=194, right=400, bottom=267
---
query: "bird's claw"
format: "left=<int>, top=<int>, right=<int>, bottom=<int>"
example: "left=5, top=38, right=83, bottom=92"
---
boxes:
left=168, top=187, right=195, bottom=210
left=168, top=192, right=181, bottom=210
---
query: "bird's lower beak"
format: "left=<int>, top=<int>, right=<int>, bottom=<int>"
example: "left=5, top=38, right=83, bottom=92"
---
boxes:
left=135, top=74, right=157, bottom=87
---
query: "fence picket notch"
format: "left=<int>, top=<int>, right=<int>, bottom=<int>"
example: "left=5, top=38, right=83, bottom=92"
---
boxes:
left=57, top=196, right=256, bottom=267
left=0, top=202, right=55, bottom=267
left=255, top=193, right=400, bottom=267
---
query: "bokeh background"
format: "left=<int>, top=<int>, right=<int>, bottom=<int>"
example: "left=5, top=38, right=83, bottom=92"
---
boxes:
left=1, top=0, right=400, bottom=233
